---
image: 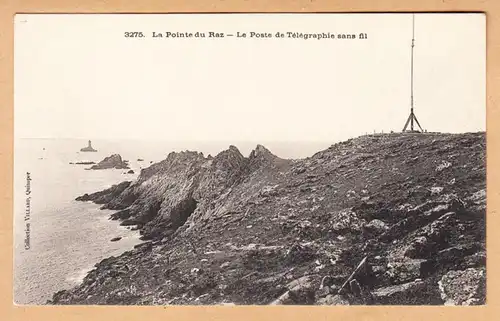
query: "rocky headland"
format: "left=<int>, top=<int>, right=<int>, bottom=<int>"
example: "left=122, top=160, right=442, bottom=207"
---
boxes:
left=90, top=154, right=130, bottom=170
left=50, top=132, right=486, bottom=305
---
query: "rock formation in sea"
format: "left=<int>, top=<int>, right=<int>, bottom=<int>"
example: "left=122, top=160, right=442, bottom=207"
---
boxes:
left=50, top=132, right=486, bottom=306
left=80, top=140, right=97, bottom=152
left=90, top=154, right=130, bottom=170
left=69, top=161, right=96, bottom=165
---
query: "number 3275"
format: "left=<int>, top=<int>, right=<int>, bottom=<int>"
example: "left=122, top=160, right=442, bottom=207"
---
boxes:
left=124, top=32, right=144, bottom=38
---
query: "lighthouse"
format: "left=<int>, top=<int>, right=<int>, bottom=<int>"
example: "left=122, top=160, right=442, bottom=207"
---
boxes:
left=80, top=140, right=97, bottom=152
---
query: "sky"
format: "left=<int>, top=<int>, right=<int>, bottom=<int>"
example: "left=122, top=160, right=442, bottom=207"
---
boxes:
left=14, top=13, right=486, bottom=143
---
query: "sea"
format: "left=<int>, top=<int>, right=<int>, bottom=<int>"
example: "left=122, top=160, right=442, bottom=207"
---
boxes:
left=13, top=138, right=333, bottom=305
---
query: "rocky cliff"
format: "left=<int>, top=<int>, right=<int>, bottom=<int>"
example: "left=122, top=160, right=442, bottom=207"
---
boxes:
left=90, top=154, right=130, bottom=170
left=50, top=132, right=486, bottom=305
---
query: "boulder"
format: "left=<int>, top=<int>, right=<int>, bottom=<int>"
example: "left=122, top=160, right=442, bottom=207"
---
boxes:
left=270, top=276, right=315, bottom=305
left=437, top=243, right=482, bottom=265
left=372, top=280, right=426, bottom=305
left=361, top=239, right=384, bottom=254
left=385, top=259, right=430, bottom=284
left=317, top=294, right=350, bottom=305
left=364, top=219, right=389, bottom=235
left=286, top=276, right=313, bottom=291
left=420, top=212, right=457, bottom=243
left=381, top=199, right=461, bottom=242
left=285, top=243, right=316, bottom=265
left=438, top=268, right=486, bottom=305
left=332, top=209, right=365, bottom=234
left=404, top=236, right=433, bottom=258
left=110, top=237, right=122, bottom=242
left=316, top=285, right=332, bottom=298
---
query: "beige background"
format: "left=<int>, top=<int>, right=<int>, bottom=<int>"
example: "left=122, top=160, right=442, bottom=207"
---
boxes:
left=0, top=0, right=498, bottom=320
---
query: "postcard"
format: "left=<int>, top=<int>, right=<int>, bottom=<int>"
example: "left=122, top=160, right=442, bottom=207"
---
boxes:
left=13, top=13, right=485, bottom=306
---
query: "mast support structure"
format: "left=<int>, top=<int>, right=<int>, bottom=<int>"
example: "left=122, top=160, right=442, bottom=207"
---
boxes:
left=402, top=14, right=424, bottom=133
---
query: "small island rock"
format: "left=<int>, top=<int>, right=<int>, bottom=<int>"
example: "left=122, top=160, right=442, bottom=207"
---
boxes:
left=71, top=161, right=96, bottom=165
left=90, top=154, right=130, bottom=170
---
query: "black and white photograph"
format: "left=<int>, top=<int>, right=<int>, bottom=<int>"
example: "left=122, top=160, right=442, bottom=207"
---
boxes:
left=13, top=13, right=486, bottom=306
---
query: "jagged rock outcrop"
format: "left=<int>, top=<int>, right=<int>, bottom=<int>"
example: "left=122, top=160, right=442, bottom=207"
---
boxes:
left=90, top=154, right=130, bottom=170
left=76, top=181, right=132, bottom=204
left=50, top=132, right=486, bottom=306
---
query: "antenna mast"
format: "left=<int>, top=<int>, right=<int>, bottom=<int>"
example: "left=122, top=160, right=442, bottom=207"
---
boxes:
left=402, top=14, right=424, bottom=133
